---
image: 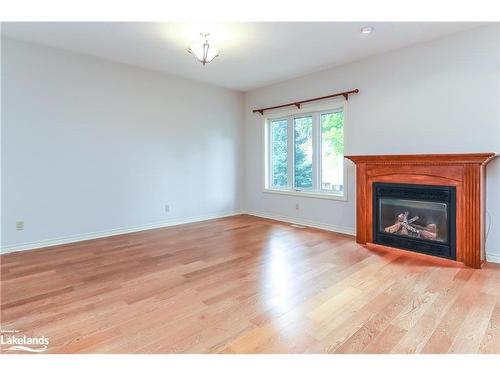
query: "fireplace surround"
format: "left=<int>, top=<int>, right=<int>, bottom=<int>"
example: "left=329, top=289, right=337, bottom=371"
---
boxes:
left=345, top=153, right=497, bottom=268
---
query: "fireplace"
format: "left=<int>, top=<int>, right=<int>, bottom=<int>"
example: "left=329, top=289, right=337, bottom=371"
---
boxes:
left=345, top=153, right=497, bottom=268
left=373, top=183, right=456, bottom=260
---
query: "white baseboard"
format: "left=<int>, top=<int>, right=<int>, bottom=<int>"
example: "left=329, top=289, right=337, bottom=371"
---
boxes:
left=486, top=253, right=500, bottom=264
left=3, top=208, right=497, bottom=265
left=245, top=210, right=356, bottom=236
left=0, top=211, right=243, bottom=255
left=245, top=211, right=500, bottom=264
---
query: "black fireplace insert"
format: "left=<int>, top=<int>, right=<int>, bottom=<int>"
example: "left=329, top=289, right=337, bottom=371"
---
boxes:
left=373, top=182, right=456, bottom=260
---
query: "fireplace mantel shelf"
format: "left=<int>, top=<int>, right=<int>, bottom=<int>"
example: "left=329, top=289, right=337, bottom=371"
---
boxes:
left=345, top=152, right=498, bottom=268
left=345, top=153, right=497, bottom=165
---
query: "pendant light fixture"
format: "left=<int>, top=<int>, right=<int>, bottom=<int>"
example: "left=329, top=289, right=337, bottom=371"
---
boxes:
left=188, top=32, right=219, bottom=66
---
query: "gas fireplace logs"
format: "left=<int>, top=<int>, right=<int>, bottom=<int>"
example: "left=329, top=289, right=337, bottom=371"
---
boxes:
left=384, top=211, right=437, bottom=240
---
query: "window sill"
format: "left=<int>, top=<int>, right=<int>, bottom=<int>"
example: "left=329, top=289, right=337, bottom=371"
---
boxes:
left=263, top=188, right=347, bottom=201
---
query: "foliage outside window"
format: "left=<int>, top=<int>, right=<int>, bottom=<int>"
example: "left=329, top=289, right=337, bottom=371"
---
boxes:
left=270, top=120, right=288, bottom=188
left=267, top=108, right=344, bottom=197
left=294, top=116, right=313, bottom=189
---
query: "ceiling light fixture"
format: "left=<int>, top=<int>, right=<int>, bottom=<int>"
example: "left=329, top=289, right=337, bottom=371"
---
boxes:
left=188, top=32, right=219, bottom=66
left=360, top=27, right=374, bottom=34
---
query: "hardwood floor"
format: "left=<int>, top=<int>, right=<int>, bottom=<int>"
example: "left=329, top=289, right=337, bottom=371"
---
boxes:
left=1, top=214, right=499, bottom=354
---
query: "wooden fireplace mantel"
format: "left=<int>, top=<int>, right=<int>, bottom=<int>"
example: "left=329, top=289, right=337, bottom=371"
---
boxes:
left=345, top=153, right=497, bottom=268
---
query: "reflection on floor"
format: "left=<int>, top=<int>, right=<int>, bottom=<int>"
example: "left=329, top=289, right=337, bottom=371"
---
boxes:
left=1, top=214, right=499, bottom=353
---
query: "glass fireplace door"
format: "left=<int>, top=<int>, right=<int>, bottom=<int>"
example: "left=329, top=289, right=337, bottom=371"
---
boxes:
left=373, top=182, right=456, bottom=260
left=378, top=198, right=449, bottom=243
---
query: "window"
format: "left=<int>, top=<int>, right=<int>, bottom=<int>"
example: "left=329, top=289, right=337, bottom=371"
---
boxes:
left=293, top=116, right=313, bottom=189
left=266, top=107, right=345, bottom=199
left=320, top=111, right=344, bottom=194
left=270, top=119, right=288, bottom=188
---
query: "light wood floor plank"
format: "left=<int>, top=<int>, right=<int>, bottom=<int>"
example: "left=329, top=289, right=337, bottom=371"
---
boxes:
left=1, top=214, right=499, bottom=354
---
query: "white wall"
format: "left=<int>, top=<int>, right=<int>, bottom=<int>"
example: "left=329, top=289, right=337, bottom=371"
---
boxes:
left=2, top=26, right=499, bottom=262
left=1, top=38, right=244, bottom=251
left=244, top=25, right=500, bottom=262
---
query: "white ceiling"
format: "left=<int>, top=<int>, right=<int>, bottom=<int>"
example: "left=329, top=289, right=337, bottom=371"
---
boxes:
left=2, top=22, right=483, bottom=91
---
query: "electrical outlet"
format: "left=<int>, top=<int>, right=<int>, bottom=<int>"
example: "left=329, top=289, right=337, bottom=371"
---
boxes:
left=295, top=203, right=300, bottom=210
left=164, top=205, right=170, bottom=213
left=16, top=221, right=24, bottom=231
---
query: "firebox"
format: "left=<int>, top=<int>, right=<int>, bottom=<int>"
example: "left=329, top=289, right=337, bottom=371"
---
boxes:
left=373, top=182, right=456, bottom=260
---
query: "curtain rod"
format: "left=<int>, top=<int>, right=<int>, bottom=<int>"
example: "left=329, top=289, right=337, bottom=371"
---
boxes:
left=252, top=89, right=359, bottom=115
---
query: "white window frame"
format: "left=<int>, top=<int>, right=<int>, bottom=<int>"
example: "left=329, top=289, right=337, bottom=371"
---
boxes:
left=263, top=101, right=348, bottom=201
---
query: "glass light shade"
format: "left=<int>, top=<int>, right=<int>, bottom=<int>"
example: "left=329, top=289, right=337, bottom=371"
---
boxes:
left=188, top=42, right=219, bottom=65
